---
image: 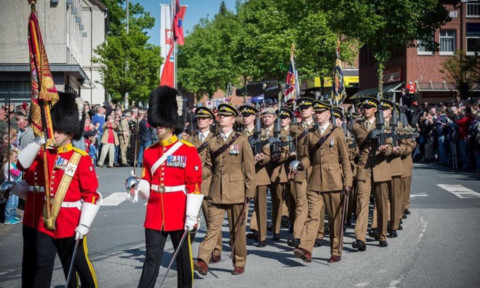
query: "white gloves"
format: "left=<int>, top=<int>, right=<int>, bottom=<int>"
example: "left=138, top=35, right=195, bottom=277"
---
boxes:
left=125, top=179, right=150, bottom=203
left=75, top=202, right=100, bottom=240
left=185, top=194, right=204, bottom=231
left=75, top=224, right=89, bottom=240
left=18, top=141, right=42, bottom=169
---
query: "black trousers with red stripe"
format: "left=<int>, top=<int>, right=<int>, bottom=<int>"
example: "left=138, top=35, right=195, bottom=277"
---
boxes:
left=138, top=228, right=193, bottom=288
left=33, top=232, right=97, bottom=288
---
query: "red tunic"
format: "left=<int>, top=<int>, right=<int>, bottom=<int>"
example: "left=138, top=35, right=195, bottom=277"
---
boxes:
left=20, top=143, right=99, bottom=238
left=141, top=135, right=202, bottom=232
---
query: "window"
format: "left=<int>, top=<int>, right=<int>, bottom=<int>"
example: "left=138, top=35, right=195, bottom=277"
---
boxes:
left=440, top=30, right=456, bottom=55
left=417, top=35, right=434, bottom=55
left=467, top=23, right=480, bottom=55
left=467, top=2, right=480, bottom=18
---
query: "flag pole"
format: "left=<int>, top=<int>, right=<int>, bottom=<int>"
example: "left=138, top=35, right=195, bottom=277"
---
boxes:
left=291, top=44, right=299, bottom=113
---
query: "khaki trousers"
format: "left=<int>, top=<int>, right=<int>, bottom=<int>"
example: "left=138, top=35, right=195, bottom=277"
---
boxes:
left=120, top=136, right=129, bottom=165
left=198, top=202, right=247, bottom=267
left=390, top=177, right=403, bottom=230
left=270, top=183, right=285, bottom=234
left=299, top=190, right=343, bottom=256
left=371, top=197, right=390, bottom=229
left=255, top=185, right=269, bottom=241
left=98, top=143, right=115, bottom=166
left=355, top=174, right=390, bottom=242
left=291, top=179, right=308, bottom=239
left=201, top=199, right=222, bottom=257
left=401, top=175, right=412, bottom=211
left=317, top=204, right=325, bottom=240
left=346, top=182, right=357, bottom=222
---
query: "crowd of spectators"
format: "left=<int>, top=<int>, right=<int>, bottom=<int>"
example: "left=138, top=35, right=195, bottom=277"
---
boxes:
left=405, top=97, right=480, bottom=174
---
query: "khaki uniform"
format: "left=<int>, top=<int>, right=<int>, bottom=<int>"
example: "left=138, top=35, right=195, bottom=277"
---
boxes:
left=191, top=130, right=223, bottom=257
left=119, top=118, right=130, bottom=165
left=400, top=126, right=417, bottom=212
left=197, top=132, right=255, bottom=268
left=253, top=128, right=272, bottom=242
left=288, top=121, right=325, bottom=241
left=385, top=121, right=407, bottom=231
left=298, top=123, right=353, bottom=255
left=353, top=119, right=393, bottom=242
left=266, top=128, right=290, bottom=235
left=346, top=130, right=359, bottom=224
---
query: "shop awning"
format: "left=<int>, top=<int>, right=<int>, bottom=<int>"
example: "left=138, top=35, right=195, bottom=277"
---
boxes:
left=352, top=82, right=403, bottom=99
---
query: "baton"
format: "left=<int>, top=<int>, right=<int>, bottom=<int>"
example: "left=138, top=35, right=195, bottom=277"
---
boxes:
left=339, top=191, right=348, bottom=253
left=65, top=239, right=81, bottom=287
left=158, top=229, right=189, bottom=287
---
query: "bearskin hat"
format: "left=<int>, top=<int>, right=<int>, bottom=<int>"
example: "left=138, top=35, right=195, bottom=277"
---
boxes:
left=148, top=86, right=184, bottom=135
left=50, top=92, right=85, bottom=141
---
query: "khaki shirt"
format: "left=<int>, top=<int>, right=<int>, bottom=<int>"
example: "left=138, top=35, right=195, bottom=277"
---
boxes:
left=301, top=123, right=353, bottom=192
left=191, top=130, right=214, bottom=197
left=204, top=132, right=255, bottom=204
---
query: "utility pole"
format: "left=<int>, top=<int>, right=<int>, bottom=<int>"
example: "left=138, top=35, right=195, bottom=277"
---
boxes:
left=124, top=0, right=129, bottom=108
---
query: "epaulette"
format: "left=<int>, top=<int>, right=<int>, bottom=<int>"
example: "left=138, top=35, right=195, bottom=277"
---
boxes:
left=180, top=139, right=195, bottom=147
left=73, top=147, right=88, bottom=156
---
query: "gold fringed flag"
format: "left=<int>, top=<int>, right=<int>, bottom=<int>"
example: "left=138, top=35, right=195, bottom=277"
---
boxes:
left=28, top=0, right=58, bottom=145
left=332, top=39, right=345, bottom=104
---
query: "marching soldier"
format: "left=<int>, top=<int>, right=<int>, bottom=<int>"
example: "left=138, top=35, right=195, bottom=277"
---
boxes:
left=126, top=86, right=203, bottom=288
left=399, top=109, right=417, bottom=219
left=381, top=100, right=406, bottom=238
left=287, top=97, right=324, bottom=248
left=189, top=106, right=223, bottom=262
left=293, top=101, right=352, bottom=263
left=352, top=96, right=393, bottom=250
left=194, top=104, right=255, bottom=275
left=238, top=105, right=258, bottom=240
left=17, top=92, right=101, bottom=288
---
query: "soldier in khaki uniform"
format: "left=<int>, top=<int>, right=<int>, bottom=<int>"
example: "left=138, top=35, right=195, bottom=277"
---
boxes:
left=381, top=100, right=407, bottom=238
left=400, top=121, right=417, bottom=219
left=293, top=101, right=352, bottom=263
left=352, top=97, right=393, bottom=250
left=264, top=108, right=290, bottom=241
left=287, top=97, right=324, bottom=248
left=188, top=107, right=223, bottom=262
left=342, top=109, right=359, bottom=226
left=194, top=104, right=255, bottom=276
left=119, top=112, right=131, bottom=166
left=238, top=105, right=260, bottom=242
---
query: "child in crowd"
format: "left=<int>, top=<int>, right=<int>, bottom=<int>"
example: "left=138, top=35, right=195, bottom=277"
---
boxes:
left=3, top=150, right=22, bottom=224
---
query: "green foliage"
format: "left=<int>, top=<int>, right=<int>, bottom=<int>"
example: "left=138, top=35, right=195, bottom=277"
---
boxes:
left=93, top=0, right=161, bottom=104
left=325, top=0, right=450, bottom=97
left=440, top=51, right=480, bottom=99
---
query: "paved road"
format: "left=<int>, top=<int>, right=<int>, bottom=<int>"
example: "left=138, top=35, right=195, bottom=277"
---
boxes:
left=1, top=164, right=480, bottom=287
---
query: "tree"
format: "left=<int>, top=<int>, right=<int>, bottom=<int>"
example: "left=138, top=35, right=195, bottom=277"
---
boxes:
left=93, top=0, right=161, bottom=104
left=440, top=50, right=480, bottom=99
left=327, top=0, right=450, bottom=98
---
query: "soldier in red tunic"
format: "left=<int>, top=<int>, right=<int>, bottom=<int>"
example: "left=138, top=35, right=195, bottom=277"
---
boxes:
left=16, top=92, right=101, bottom=288
left=126, top=86, right=203, bottom=288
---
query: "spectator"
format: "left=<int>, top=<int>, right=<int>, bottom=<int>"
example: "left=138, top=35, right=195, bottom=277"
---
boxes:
left=3, top=150, right=22, bottom=224
left=92, top=105, right=106, bottom=155
left=469, top=111, right=480, bottom=174
left=455, top=106, right=473, bottom=170
left=17, top=116, right=35, bottom=150
left=113, top=113, right=122, bottom=167
left=84, top=117, right=98, bottom=165
left=0, top=107, right=7, bottom=136
left=119, top=111, right=131, bottom=167
left=97, top=115, right=119, bottom=168
left=137, top=110, right=152, bottom=167
left=0, top=133, right=8, bottom=183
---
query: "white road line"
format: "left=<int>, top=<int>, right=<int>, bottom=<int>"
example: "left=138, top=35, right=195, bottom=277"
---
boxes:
left=437, top=184, right=480, bottom=199
left=410, top=193, right=429, bottom=198
left=102, top=192, right=127, bottom=206
left=355, top=282, right=370, bottom=287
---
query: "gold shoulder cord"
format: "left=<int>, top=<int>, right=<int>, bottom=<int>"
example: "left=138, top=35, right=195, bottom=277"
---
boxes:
left=44, top=152, right=82, bottom=230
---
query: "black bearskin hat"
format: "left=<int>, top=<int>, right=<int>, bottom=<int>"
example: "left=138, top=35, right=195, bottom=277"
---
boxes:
left=51, top=92, right=85, bottom=141
left=148, top=86, right=184, bottom=135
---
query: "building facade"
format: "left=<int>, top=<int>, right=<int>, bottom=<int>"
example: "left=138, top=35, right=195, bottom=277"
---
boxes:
left=356, top=0, right=480, bottom=103
left=0, top=0, right=107, bottom=105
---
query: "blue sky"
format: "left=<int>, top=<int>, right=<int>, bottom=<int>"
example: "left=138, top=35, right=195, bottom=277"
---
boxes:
left=134, top=0, right=237, bottom=45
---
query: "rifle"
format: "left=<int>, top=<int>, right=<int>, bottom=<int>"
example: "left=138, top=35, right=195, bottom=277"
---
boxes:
left=391, top=95, right=398, bottom=147
left=370, top=93, right=386, bottom=145
left=269, top=117, right=282, bottom=155
left=249, top=116, right=268, bottom=155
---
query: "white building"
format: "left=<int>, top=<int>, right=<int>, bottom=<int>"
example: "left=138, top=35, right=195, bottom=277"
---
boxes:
left=0, top=0, right=108, bottom=105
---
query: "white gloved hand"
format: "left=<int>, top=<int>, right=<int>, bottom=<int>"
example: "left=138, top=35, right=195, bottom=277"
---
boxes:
left=75, top=224, right=89, bottom=240
left=35, top=136, right=46, bottom=145
left=185, top=215, right=198, bottom=231
left=125, top=189, right=138, bottom=203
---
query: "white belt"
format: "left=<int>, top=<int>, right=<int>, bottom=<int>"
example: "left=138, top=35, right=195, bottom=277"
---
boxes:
left=29, top=186, right=45, bottom=192
left=151, top=184, right=186, bottom=194
left=45, top=198, right=82, bottom=210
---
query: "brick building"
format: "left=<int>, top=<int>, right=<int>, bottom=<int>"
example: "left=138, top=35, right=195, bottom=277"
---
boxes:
left=355, top=0, right=480, bottom=103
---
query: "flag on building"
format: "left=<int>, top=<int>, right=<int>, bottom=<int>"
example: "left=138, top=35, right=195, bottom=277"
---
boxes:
left=28, top=4, right=58, bottom=144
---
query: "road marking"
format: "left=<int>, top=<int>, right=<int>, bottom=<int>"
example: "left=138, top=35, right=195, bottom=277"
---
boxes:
left=437, top=184, right=480, bottom=199
left=355, top=282, right=370, bottom=287
left=102, top=192, right=127, bottom=206
left=410, top=193, right=429, bottom=198
left=387, top=275, right=405, bottom=288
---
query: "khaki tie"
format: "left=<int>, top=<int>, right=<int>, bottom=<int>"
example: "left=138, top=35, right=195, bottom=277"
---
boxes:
left=199, top=134, right=204, bottom=143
